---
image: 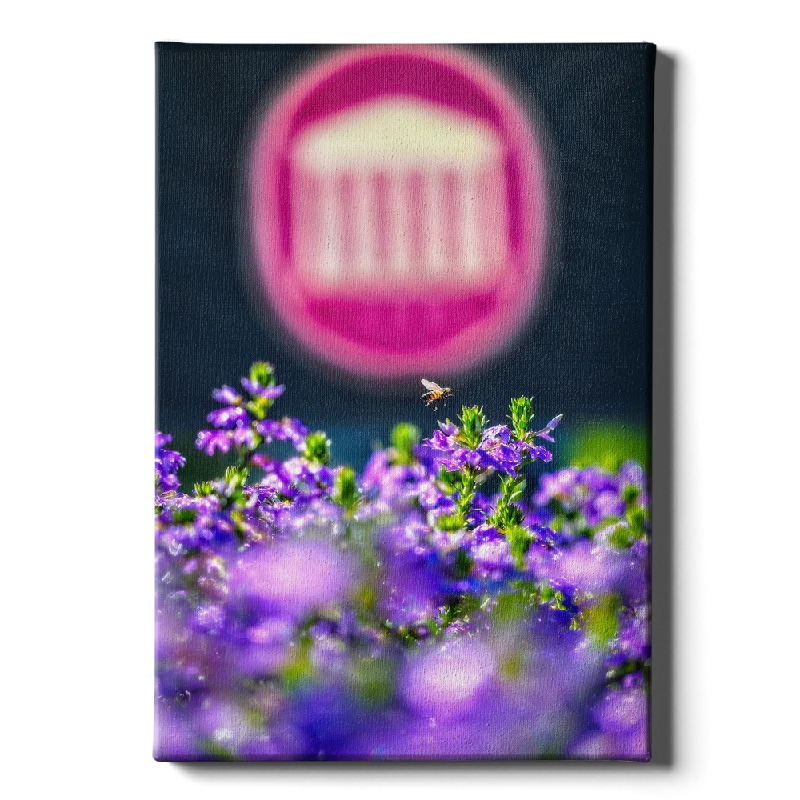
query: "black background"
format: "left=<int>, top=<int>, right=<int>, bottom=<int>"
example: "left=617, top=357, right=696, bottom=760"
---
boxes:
left=157, top=43, right=653, bottom=467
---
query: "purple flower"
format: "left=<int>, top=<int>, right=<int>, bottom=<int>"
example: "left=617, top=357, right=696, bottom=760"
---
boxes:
left=155, top=431, right=185, bottom=493
left=158, top=451, right=185, bottom=474
left=534, top=467, right=581, bottom=506
left=376, top=516, right=431, bottom=559
left=195, top=429, right=233, bottom=455
left=585, top=489, right=625, bottom=526
left=414, top=480, right=441, bottom=510
left=568, top=728, right=649, bottom=761
left=417, top=429, right=453, bottom=463
left=580, top=467, right=619, bottom=494
left=241, top=378, right=285, bottom=400
left=249, top=453, right=275, bottom=471
left=477, top=444, right=522, bottom=477
left=619, top=460, right=646, bottom=488
left=211, top=385, right=242, bottom=405
left=458, top=449, right=488, bottom=469
left=613, top=605, right=650, bottom=663
left=379, top=564, right=445, bottom=628
left=156, top=492, right=248, bottom=555
left=519, top=443, right=553, bottom=463
left=273, top=495, right=343, bottom=533
left=592, top=686, right=647, bottom=734
left=258, top=457, right=335, bottom=503
left=438, top=420, right=458, bottom=436
left=243, top=483, right=278, bottom=506
left=401, top=636, right=497, bottom=720
left=466, top=494, right=493, bottom=526
left=533, top=413, right=563, bottom=443
left=530, top=522, right=564, bottom=548
left=231, top=426, right=257, bottom=449
left=531, top=462, right=649, bottom=542
left=482, top=424, right=510, bottom=444
left=228, top=538, right=359, bottom=619
left=420, top=423, right=528, bottom=475
left=158, top=491, right=218, bottom=515
left=191, top=697, right=262, bottom=757
left=206, top=405, right=249, bottom=429
left=235, top=616, right=296, bottom=677
left=358, top=451, right=432, bottom=518
left=154, top=705, right=205, bottom=761
left=153, top=431, right=172, bottom=448
left=159, top=474, right=181, bottom=492
left=360, top=449, right=391, bottom=486
left=236, top=725, right=309, bottom=760
left=468, top=525, right=514, bottom=576
left=256, top=417, right=309, bottom=449
left=540, top=539, right=626, bottom=595
left=191, top=604, right=226, bottom=633
left=467, top=506, right=484, bottom=528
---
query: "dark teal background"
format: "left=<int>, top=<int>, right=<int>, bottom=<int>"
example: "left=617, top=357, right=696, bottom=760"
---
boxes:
left=157, top=43, right=654, bottom=470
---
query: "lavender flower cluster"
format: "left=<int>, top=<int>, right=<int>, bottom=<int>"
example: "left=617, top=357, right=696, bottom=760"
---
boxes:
left=155, top=363, right=651, bottom=761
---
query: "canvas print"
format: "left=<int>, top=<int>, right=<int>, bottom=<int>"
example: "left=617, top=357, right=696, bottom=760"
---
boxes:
left=155, top=43, right=655, bottom=761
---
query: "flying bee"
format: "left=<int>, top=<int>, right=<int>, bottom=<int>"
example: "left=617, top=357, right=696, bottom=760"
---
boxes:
left=420, top=379, right=453, bottom=410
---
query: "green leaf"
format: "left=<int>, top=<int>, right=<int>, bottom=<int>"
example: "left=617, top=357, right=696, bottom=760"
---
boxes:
left=281, top=653, right=314, bottom=690
left=350, top=657, right=395, bottom=705
left=453, top=549, right=473, bottom=579
left=501, top=474, right=526, bottom=504
left=441, top=593, right=482, bottom=625
left=584, top=594, right=621, bottom=648
left=170, top=508, right=197, bottom=525
left=509, top=396, right=534, bottom=441
left=609, top=524, right=635, bottom=549
left=627, top=506, right=648, bottom=534
left=248, top=361, right=275, bottom=389
left=437, top=467, right=461, bottom=494
left=304, top=431, right=331, bottom=465
left=508, top=526, right=532, bottom=568
left=622, top=484, right=640, bottom=505
left=200, top=740, right=238, bottom=761
left=500, top=652, right=525, bottom=681
left=492, top=592, right=530, bottom=625
left=539, top=581, right=555, bottom=603
left=333, top=466, right=359, bottom=514
left=390, top=422, right=420, bottom=466
left=457, top=406, right=487, bottom=449
left=437, top=512, right=466, bottom=531
left=224, top=465, right=248, bottom=490
left=245, top=397, right=270, bottom=420
left=456, top=469, right=477, bottom=516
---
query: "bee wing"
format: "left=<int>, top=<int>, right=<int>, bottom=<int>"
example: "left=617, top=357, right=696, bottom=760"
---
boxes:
left=421, top=379, right=440, bottom=391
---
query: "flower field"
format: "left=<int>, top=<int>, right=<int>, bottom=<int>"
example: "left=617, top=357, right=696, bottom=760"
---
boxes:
left=155, top=363, right=650, bottom=760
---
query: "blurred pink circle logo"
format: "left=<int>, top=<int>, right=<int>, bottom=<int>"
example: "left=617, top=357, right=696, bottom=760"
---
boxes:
left=250, top=45, right=547, bottom=377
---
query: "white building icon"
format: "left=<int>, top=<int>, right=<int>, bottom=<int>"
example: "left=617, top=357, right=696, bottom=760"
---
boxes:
left=291, top=99, right=509, bottom=294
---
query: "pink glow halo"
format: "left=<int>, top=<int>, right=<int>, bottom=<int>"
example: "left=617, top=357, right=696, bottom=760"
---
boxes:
left=249, top=44, right=547, bottom=378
